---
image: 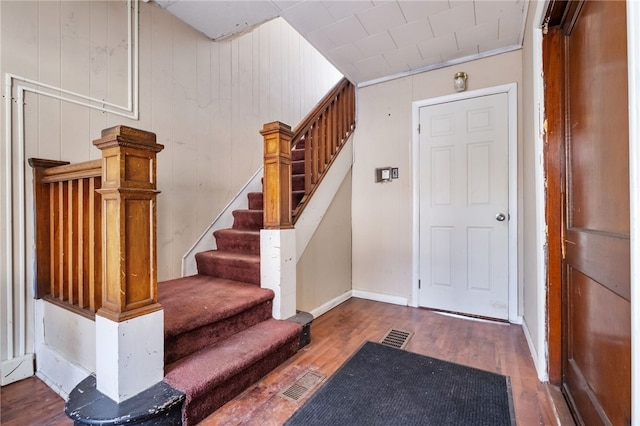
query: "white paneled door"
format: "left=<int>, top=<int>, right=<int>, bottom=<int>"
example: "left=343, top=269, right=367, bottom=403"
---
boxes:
left=418, top=93, right=509, bottom=320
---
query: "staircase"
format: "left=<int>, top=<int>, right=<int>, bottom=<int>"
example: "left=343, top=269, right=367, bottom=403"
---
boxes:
left=157, top=141, right=308, bottom=425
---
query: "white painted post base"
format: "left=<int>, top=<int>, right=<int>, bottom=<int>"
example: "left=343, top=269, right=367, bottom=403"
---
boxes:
left=260, top=229, right=297, bottom=319
left=95, top=310, right=164, bottom=403
left=1, top=353, right=34, bottom=386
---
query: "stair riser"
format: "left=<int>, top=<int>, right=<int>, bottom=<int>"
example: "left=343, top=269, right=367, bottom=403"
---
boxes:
left=292, top=160, right=305, bottom=175
left=196, top=255, right=260, bottom=285
left=165, top=301, right=273, bottom=365
left=214, top=235, right=260, bottom=255
left=247, top=192, right=263, bottom=210
left=179, top=338, right=299, bottom=426
left=232, top=210, right=263, bottom=230
left=292, top=175, right=305, bottom=191
left=292, top=149, right=304, bottom=161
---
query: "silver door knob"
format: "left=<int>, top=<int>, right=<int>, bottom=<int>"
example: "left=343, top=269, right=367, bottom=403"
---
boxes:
left=496, top=213, right=506, bottom=222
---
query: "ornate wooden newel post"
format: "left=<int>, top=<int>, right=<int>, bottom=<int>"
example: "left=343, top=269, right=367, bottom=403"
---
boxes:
left=260, top=122, right=297, bottom=319
left=93, top=125, right=165, bottom=402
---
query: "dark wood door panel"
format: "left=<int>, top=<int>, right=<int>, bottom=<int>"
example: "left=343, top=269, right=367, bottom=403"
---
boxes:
left=565, top=267, right=631, bottom=425
left=558, top=0, right=630, bottom=425
left=565, top=0, right=629, bottom=237
left=564, top=229, right=630, bottom=300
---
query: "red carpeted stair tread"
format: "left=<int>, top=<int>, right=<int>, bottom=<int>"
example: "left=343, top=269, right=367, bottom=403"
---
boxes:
left=232, top=209, right=263, bottom=230
left=164, top=319, right=302, bottom=425
left=158, top=274, right=272, bottom=338
left=213, top=228, right=260, bottom=255
left=247, top=192, right=263, bottom=210
left=195, top=250, right=260, bottom=285
left=292, top=149, right=305, bottom=161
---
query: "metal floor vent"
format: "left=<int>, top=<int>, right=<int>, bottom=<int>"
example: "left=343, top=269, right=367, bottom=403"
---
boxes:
left=380, top=328, right=413, bottom=349
left=278, top=371, right=325, bottom=402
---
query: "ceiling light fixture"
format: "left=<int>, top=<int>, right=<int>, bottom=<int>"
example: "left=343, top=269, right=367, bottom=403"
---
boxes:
left=454, top=72, right=468, bottom=92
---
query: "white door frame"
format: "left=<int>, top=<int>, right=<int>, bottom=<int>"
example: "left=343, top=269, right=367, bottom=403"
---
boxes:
left=411, top=83, right=520, bottom=324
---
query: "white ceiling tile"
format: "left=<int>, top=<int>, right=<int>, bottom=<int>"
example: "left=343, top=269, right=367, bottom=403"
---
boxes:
left=499, top=9, right=526, bottom=40
left=355, top=54, right=390, bottom=72
left=320, top=15, right=369, bottom=46
left=280, top=1, right=336, bottom=34
left=389, top=19, right=432, bottom=48
left=305, top=27, right=339, bottom=52
left=429, top=2, right=476, bottom=38
left=383, top=45, right=422, bottom=67
left=324, top=1, right=375, bottom=21
left=270, top=1, right=303, bottom=12
left=441, top=45, right=478, bottom=62
left=480, top=36, right=521, bottom=53
left=456, top=21, right=498, bottom=51
left=355, top=31, right=397, bottom=58
left=356, top=1, right=406, bottom=35
left=475, top=1, right=527, bottom=24
left=417, top=33, right=457, bottom=58
left=397, top=1, right=450, bottom=23
left=326, top=43, right=365, bottom=64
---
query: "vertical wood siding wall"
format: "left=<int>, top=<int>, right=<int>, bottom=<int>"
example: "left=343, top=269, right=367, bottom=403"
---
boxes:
left=0, top=0, right=341, bottom=362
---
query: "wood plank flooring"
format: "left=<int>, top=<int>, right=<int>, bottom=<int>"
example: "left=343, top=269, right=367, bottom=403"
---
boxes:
left=1, top=298, right=574, bottom=425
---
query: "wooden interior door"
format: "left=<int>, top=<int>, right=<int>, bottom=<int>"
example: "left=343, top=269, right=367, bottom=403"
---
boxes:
left=560, top=1, right=631, bottom=424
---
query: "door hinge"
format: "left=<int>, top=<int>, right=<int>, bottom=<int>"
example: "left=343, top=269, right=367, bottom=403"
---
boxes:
left=417, top=124, right=421, bottom=134
left=418, top=279, right=421, bottom=289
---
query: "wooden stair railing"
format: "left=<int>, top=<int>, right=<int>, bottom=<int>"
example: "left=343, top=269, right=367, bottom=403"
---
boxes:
left=29, top=125, right=163, bottom=322
left=261, top=77, right=356, bottom=229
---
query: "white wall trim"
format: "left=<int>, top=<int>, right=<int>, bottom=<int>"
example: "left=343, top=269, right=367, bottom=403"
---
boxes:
left=410, top=83, right=519, bottom=323
left=309, top=291, right=353, bottom=320
left=352, top=289, right=408, bottom=306
left=35, top=345, right=91, bottom=401
left=522, top=318, right=547, bottom=382
left=532, top=0, right=550, bottom=385
left=627, top=1, right=640, bottom=423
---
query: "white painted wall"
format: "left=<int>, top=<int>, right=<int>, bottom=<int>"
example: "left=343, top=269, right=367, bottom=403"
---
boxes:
left=0, top=0, right=341, bottom=385
left=297, top=171, right=352, bottom=314
left=352, top=51, right=526, bottom=308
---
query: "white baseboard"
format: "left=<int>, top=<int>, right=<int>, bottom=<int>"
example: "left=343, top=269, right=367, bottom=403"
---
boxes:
left=35, top=344, right=92, bottom=400
left=522, top=318, right=548, bottom=382
left=1, top=353, right=34, bottom=385
left=309, top=291, right=353, bottom=319
left=352, top=289, right=408, bottom=306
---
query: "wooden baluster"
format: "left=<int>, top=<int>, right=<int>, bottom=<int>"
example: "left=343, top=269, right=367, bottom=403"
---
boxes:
left=261, top=122, right=294, bottom=229
left=311, top=122, right=319, bottom=184
left=94, top=125, right=164, bottom=322
left=89, top=176, right=102, bottom=313
left=319, top=114, right=327, bottom=174
left=304, top=132, right=312, bottom=195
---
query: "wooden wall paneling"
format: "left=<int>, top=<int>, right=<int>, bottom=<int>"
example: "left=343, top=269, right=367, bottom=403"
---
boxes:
left=269, top=21, right=283, bottom=121
left=149, top=5, right=175, bottom=279
left=88, top=1, right=109, bottom=152
left=105, top=0, right=129, bottom=111
left=37, top=1, right=62, bottom=159
left=195, top=37, right=214, bottom=231
left=214, top=40, right=234, bottom=215
left=237, top=30, right=258, bottom=172
left=172, top=20, right=199, bottom=262
left=60, top=1, right=91, bottom=162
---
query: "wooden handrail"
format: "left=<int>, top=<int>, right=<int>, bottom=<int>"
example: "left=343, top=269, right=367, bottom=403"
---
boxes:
left=261, top=78, right=355, bottom=228
left=29, top=125, right=163, bottom=321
